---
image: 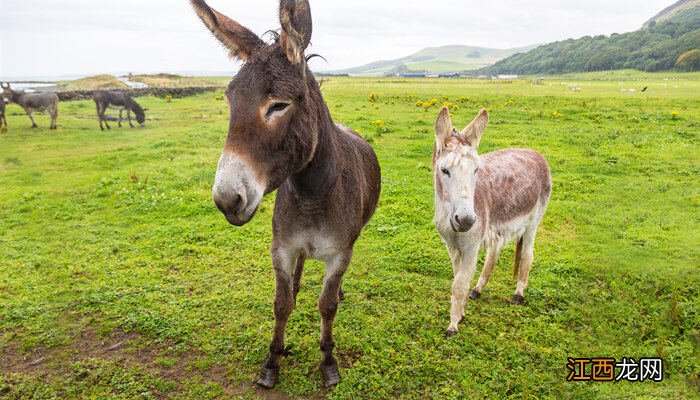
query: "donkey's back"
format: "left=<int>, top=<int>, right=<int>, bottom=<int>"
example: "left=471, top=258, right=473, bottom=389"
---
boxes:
left=22, top=92, right=59, bottom=111
left=476, top=148, right=551, bottom=242
left=93, top=90, right=128, bottom=105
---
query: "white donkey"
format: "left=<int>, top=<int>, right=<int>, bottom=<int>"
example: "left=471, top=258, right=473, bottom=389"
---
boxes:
left=433, top=107, right=551, bottom=337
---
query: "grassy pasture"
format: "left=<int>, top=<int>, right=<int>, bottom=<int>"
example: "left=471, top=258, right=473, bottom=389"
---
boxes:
left=0, top=73, right=698, bottom=399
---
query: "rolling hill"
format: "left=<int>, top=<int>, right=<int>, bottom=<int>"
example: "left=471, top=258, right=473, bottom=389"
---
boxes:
left=481, top=0, right=700, bottom=75
left=329, top=44, right=538, bottom=76
left=643, top=0, right=699, bottom=27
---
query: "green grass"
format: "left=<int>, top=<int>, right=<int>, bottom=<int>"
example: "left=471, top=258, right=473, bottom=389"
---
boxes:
left=0, top=74, right=698, bottom=399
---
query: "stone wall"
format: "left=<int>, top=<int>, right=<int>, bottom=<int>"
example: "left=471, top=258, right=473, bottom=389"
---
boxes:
left=56, top=86, right=223, bottom=101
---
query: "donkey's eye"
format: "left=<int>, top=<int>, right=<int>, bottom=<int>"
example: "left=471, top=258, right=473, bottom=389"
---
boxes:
left=266, top=102, right=290, bottom=119
left=441, top=168, right=451, bottom=177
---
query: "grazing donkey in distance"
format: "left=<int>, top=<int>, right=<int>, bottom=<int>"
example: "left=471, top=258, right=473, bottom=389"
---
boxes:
left=1, top=83, right=58, bottom=129
left=433, top=107, right=551, bottom=337
left=190, top=0, right=381, bottom=388
left=0, top=96, right=7, bottom=131
left=93, top=90, right=146, bottom=131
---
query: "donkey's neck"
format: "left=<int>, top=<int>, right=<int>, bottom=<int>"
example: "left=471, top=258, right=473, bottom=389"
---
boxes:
left=288, top=83, right=339, bottom=198
left=11, top=90, right=25, bottom=104
left=125, top=97, right=140, bottom=111
left=290, top=118, right=339, bottom=198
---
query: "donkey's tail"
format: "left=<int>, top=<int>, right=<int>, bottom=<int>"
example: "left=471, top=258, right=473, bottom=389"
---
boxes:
left=513, top=237, right=523, bottom=280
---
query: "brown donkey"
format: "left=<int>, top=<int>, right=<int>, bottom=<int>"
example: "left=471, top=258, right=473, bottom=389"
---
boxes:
left=190, top=0, right=381, bottom=388
left=433, top=107, right=551, bottom=337
left=93, top=90, right=146, bottom=131
left=0, top=97, right=7, bottom=131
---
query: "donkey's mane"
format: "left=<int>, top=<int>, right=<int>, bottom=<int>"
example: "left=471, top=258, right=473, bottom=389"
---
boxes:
left=262, top=30, right=281, bottom=42
left=433, top=134, right=475, bottom=169
left=441, top=144, right=479, bottom=169
left=258, top=30, right=326, bottom=65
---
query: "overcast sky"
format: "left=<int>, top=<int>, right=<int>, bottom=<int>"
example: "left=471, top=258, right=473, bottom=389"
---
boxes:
left=0, top=0, right=676, bottom=79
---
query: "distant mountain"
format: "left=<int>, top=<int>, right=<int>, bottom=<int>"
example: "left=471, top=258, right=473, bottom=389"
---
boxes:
left=643, top=0, right=700, bottom=28
left=481, top=0, right=700, bottom=75
left=329, top=44, right=539, bottom=76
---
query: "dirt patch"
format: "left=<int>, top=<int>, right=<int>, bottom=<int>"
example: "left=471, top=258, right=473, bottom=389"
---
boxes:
left=0, top=328, right=297, bottom=399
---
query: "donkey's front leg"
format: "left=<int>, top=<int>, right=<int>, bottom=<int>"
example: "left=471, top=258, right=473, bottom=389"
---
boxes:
left=446, top=245, right=478, bottom=337
left=257, top=249, right=296, bottom=389
left=26, top=108, right=38, bottom=128
left=318, top=249, right=352, bottom=387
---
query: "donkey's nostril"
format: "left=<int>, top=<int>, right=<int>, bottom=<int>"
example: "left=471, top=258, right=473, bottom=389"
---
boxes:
left=464, top=214, right=476, bottom=227
left=452, top=213, right=475, bottom=232
left=229, top=194, right=242, bottom=212
left=215, top=193, right=242, bottom=215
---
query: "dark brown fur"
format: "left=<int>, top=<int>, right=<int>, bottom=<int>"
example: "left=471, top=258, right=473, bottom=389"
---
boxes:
left=190, top=0, right=380, bottom=388
left=92, top=90, right=146, bottom=131
left=0, top=99, right=7, bottom=131
left=513, top=237, right=523, bottom=279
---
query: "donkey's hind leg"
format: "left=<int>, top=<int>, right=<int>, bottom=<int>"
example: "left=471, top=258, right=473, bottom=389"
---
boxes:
left=118, top=110, right=123, bottom=127
left=50, top=105, right=58, bottom=129
left=258, top=249, right=296, bottom=389
left=292, top=255, right=305, bottom=302
left=99, top=104, right=111, bottom=130
left=513, top=229, right=537, bottom=304
left=318, top=249, right=352, bottom=387
left=469, top=243, right=502, bottom=299
left=95, top=102, right=104, bottom=130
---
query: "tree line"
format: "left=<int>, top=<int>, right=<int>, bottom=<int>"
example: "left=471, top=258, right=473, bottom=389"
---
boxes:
left=481, top=6, right=700, bottom=75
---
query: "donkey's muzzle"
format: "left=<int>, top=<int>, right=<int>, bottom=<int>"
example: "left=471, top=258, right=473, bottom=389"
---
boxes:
left=214, top=193, right=252, bottom=226
left=451, top=212, right=476, bottom=233
left=213, top=151, right=264, bottom=227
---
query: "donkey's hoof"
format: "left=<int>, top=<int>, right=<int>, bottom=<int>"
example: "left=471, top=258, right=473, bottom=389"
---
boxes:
left=512, top=294, right=524, bottom=305
left=256, top=367, right=279, bottom=389
left=445, top=329, right=458, bottom=338
left=321, top=363, right=341, bottom=387
left=468, top=289, right=481, bottom=300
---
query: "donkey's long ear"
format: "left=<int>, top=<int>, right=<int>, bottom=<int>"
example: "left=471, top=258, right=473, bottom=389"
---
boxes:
left=279, top=0, right=313, bottom=65
left=435, top=106, right=453, bottom=148
left=460, top=108, right=489, bottom=148
left=189, top=0, right=264, bottom=61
